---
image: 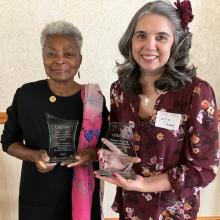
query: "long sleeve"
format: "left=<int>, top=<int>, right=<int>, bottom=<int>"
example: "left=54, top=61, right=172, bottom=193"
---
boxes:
left=1, top=89, right=23, bottom=152
left=110, top=81, right=123, bottom=122
left=168, top=80, right=219, bottom=194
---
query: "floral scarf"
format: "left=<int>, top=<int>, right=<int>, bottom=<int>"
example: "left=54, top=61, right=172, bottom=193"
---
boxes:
left=72, top=84, right=103, bottom=220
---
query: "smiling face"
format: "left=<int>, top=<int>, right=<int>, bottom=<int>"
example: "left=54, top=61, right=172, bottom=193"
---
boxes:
left=43, top=35, right=82, bottom=83
left=132, top=14, right=174, bottom=76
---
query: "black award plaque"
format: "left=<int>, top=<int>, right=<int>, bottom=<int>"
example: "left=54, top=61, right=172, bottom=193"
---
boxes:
left=46, top=113, right=78, bottom=163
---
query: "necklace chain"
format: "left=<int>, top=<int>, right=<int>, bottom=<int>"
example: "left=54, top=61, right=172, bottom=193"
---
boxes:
left=144, top=97, right=149, bottom=105
left=143, top=89, right=166, bottom=106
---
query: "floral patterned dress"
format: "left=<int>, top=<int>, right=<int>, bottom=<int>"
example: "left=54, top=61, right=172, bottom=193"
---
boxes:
left=110, top=77, right=219, bottom=220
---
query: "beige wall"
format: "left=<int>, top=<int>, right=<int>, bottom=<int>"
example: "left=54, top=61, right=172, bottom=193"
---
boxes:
left=0, top=0, right=220, bottom=219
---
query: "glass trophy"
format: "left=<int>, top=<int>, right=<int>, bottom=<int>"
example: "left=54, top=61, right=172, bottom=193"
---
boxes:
left=98, top=122, right=136, bottom=179
left=46, top=113, right=79, bottom=163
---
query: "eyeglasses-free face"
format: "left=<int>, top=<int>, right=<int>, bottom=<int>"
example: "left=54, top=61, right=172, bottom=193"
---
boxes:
left=43, top=35, right=82, bottom=83
left=132, top=14, right=174, bottom=77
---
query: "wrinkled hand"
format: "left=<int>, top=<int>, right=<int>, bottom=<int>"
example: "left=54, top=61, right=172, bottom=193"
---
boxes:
left=98, top=138, right=141, bottom=171
left=94, top=171, right=146, bottom=191
left=61, top=148, right=97, bottom=168
left=34, top=150, right=56, bottom=173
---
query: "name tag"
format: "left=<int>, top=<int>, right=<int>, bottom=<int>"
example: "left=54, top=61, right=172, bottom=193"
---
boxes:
left=155, top=111, right=182, bottom=131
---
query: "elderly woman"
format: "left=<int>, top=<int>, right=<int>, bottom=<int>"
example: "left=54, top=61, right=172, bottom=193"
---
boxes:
left=1, top=20, right=108, bottom=220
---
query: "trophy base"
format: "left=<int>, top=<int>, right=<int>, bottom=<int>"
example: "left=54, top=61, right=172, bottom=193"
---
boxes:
left=99, top=169, right=136, bottom=179
left=46, top=155, right=78, bottom=164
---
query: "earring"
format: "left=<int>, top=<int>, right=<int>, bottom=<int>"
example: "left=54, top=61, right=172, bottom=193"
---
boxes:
left=78, top=71, right=80, bottom=79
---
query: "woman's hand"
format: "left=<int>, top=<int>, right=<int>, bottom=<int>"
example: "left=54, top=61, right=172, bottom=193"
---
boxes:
left=98, top=138, right=141, bottom=171
left=34, top=150, right=57, bottom=173
left=94, top=171, right=146, bottom=192
left=61, top=148, right=98, bottom=168
left=94, top=171, right=172, bottom=193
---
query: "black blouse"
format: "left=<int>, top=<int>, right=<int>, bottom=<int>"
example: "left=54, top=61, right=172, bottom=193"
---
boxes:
left=1, top=80, right=109, bottom=220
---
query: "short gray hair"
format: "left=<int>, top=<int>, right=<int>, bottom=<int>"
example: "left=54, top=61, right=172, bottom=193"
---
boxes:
left=40, top=20, right=83, bottom=52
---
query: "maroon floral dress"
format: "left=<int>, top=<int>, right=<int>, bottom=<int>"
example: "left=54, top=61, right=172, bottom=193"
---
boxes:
left=110, top=77, right=219, bottom=220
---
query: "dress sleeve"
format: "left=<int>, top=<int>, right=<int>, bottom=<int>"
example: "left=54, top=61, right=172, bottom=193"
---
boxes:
left=110, top=81, right=122, bottom=122
left=109, top=81, right=124, bottom=212
left=1, top=89, right=23, bottom=152
left=168, top=80, right=219, bottom=193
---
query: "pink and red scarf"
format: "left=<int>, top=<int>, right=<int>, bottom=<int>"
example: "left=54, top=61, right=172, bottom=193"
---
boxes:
left=72, top=84, right=104, bottom=220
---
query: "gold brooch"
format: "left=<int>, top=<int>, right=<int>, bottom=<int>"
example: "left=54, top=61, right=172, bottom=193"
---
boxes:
left=49, top=95, right=56, bottom=103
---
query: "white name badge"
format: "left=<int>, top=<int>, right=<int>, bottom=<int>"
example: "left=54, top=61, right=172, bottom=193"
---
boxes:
left=155, top=111, right=182, bottom=131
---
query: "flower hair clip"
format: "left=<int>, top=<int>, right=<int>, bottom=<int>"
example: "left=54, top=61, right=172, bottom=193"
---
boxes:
left=174, top=0, right=194, bottom=30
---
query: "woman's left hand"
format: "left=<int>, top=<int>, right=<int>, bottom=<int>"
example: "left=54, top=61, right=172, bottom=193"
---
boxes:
left=94, top=171, right=146, bottom=192
left=61, top=148, right=97, bottom=167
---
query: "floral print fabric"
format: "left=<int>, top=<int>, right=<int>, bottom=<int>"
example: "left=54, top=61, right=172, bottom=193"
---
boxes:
left=110, top=77, right=219, bottom=220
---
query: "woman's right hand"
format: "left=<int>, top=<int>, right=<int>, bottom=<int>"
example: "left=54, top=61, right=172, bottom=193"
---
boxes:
left=98, top=138, right=141, bottom=171
left=34, top=150, right=57, bottom=173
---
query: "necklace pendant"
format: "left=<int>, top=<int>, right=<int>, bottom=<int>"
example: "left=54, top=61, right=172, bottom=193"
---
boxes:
left=49, top=95, right=56, bottom=103
left=144, top=97, right=149, bottom=106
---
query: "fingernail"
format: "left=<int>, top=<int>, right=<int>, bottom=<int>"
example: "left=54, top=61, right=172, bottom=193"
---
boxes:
left=112, top=173, right=117, bottom=178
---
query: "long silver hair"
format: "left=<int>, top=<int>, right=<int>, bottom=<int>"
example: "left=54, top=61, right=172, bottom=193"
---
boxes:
left=117, top=0, right=196, bottom=94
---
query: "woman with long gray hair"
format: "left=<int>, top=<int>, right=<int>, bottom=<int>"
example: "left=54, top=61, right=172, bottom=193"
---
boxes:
left=95, top=0, right=219, bottom=219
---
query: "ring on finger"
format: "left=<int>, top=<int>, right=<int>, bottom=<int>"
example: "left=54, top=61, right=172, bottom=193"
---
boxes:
left=39, top=161, right=46, bottom=169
